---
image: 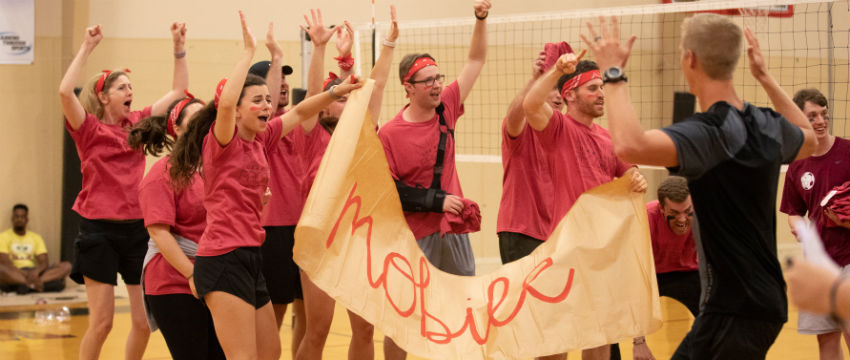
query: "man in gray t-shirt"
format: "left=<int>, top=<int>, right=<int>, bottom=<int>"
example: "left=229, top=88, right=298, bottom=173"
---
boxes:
left=579, top=14, right=817, bottom=359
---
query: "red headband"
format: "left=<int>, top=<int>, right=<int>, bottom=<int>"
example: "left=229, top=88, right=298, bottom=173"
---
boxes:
left=402, top=57, right=437, bottom=84
left=561, top=70, right=601, bottom=100
left=95, top=68, right=131, bottom=95
left=167, top=90, right=204, bottom=137
left=323, top=72, right=339, bottom=91
left=214, top=78, right=227, bottom=109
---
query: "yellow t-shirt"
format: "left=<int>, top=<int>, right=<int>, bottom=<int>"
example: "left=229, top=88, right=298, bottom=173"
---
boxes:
left=0, top=229, right=47, bottom=269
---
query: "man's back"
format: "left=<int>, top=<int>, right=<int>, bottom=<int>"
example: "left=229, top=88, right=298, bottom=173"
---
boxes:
left=662, top=101, right=803, bottom=322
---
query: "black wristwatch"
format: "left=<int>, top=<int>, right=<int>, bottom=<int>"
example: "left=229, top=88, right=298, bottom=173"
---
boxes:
left=602, top=66, right=628, bottom=84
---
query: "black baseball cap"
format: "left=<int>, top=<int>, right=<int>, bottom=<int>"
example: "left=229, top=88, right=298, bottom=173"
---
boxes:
left=249, top=60, right=293, bottom=78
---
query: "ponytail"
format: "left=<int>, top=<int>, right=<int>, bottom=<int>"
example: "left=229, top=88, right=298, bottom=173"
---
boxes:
left=169, top=101, right=217, bottom=188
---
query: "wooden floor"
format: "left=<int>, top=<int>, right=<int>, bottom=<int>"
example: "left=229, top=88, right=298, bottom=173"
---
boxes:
left=0, top=296, right=845, bottom=359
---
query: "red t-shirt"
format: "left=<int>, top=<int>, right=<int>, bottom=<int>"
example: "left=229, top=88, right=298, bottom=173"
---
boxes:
left=197, top=121, right=282, bottom=256
left=497, top=121, right=555, bottom=240
left=262, top=118, right=308, bottom=227
left=301, top=126, right=332, bottom=201
left=64, top=107, right=152, bottom=220
left=535, top=112, right=631, bottom=233
left=780, top=137, right=850, bottom=266
left=139, top=156, right=205, bottom=295
left=646, top=200, right=698, bottom=273
left=378, top=81, right=466, bottom=240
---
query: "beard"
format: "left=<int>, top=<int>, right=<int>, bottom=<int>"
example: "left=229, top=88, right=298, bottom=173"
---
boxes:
left=320, top=116, right=339, bottom=134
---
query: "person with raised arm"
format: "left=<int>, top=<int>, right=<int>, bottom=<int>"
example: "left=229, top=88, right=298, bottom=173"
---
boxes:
left=580, top=14, right=817, bottom=358
left=295, top=7, right=399, bottom=360
left=378, top=1, right=490, bottom=359
left=58, top=21, right=189, bottom=360
left=167, top=12, right=361, bottom=360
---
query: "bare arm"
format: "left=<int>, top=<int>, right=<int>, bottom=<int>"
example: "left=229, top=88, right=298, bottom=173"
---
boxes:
left=366, top=5, right=399, bottom=126
left=505, top=52, right=545, bottom=137
left=280, top=77, right=363, bottom=134
left=744, top=27, right=816, bottom=161
left=265, top=23, right=284, bottom=114
left=581, top=17, right=679, bottom=167
left=335, top=21, right=355, bottom=80
left=456, top=0, right=491, bottom=103
left=151, top=22, right=190, bottom=116
left=787, top=214, right=805, bottom=240
left=213, top=11, right=256, bottom=146
left=522, top=52, right=583, bottom=131
left=300, top=9, right=336, bottom=134
left=59, top=25, right=102, bottom=131
left=147, top=224, right=194, bottom=278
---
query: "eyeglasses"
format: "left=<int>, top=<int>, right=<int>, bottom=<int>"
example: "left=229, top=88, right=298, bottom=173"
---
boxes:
left=409, top=74, right=446, bottom=87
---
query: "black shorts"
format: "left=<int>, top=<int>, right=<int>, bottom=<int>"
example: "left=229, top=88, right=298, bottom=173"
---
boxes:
left=498, top=231, right=544, bottom=264
left=193, top=247, right=270, bottom=309
left=70, top=218, right=148, bottom=285
left=146, top=293, right=226, bottom=360
left=657, top=270, right=701, bottom=316
left=261, top=226, right=302, bottom=304
left=672, top=313, right=783, bottom=360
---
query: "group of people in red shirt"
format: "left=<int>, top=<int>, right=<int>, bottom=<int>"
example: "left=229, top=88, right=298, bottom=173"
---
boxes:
left=57, top=1, right=847, bottom=359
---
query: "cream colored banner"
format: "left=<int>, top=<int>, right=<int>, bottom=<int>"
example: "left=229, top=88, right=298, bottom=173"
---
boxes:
left=294, top=80, right=662, bottom=359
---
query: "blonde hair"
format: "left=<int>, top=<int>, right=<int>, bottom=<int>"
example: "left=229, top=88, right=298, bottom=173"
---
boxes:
left=78, top=70, right=130, bottom=119
left=681, top=13, right=742, bottom=80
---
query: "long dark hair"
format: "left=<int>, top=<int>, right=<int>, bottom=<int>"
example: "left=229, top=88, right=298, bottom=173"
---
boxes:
left=128, top=97, right=203, bottom=156
left=169, top=74, right=266, bottom=188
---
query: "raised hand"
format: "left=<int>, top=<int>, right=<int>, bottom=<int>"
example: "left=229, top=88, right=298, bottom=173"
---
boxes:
left=629, top=169, right=648, bottom=193
left=239, top=10, right=256, bottom=50
left=744, top=27, right=769, bottom=82
left=533, top=50, right=546, bottom=77
left=171, top=22, right=187, bottom=48
left=333, top=74, right=364, bottom=96
left=386, top=5, right=399, bottom=42
left=84, top=25, right=103, bottom=49
left=301, top=9, right=335, bottom=46
left=473, top=0, right=491, bottom=19
left=580, top=16, right=637, bottom=70
left=266, top=22, right=283, bottom=59
left=335, top=21, right=354, bottom=56
left=555, top=49, right=586, bottom=75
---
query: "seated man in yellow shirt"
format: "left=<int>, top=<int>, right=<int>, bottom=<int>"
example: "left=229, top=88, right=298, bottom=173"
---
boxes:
left=0, top=204, right=70, bottom=294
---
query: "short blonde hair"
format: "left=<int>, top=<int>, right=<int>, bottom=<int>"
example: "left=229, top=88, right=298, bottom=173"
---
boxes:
left=78, top=70, right=129, bottom=119
left=681, top=13, right=742, bottom=80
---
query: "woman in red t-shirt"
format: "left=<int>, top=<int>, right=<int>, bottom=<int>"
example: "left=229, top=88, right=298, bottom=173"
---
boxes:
left=58, top=22, right=190, bottom=360
left=129, top=94, right=225, bottom=360
left=167, top=12, right=362, bottom=360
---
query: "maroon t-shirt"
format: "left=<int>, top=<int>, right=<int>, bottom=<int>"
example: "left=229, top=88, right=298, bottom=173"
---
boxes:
left=378, top=81, right=466, bottom=239
left=534, top=112, right=632, bottom=233
left=780, top=137, right=850, bottom=266
left=65, top=107, right=152, bottom=219
left=497, top=121, right=555, bottom=241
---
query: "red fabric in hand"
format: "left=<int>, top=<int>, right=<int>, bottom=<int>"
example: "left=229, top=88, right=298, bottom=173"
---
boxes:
left=542, top=41, right=574, bottom=72
left=824, top=181, right=850, bottom=227
left=442, top=198, right=481, bottom=235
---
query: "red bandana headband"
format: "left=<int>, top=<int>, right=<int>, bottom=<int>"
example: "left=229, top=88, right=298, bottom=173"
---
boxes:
left=167, top=90, right=204, bottom=137
left=323, top=72, right=339, bottom=90
left=95, top=68, right=131, bottom=95
left=214, top=78, right=227, bottom=109
left=402, top=57, right=437, bottom=84
left=561, top=70, right=601, bottom=100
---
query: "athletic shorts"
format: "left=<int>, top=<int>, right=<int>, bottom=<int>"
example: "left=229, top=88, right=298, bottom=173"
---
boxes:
left=193, top=247, right=270, bottom=309
left=798, top=264, right=850, bottom=334
left=261, top=226, right=302, bottom=304
left=497, top=231, right=544, bottom=264
left=417, top=232, right=475, bottom=276
left=70, top=218, right=148, bottom=285
left=672, top=313, right=783, bottom=360
left=146, top=293, right=226, bottom=360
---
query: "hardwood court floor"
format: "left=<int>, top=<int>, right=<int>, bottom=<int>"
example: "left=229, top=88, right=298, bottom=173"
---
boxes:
left=0, top=296, right=845, bottom=359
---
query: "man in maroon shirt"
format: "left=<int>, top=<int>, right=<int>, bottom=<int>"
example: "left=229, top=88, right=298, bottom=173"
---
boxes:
left=780, top=88, right=850, bottom=360
left=632, top=176, right=700, bottom=360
